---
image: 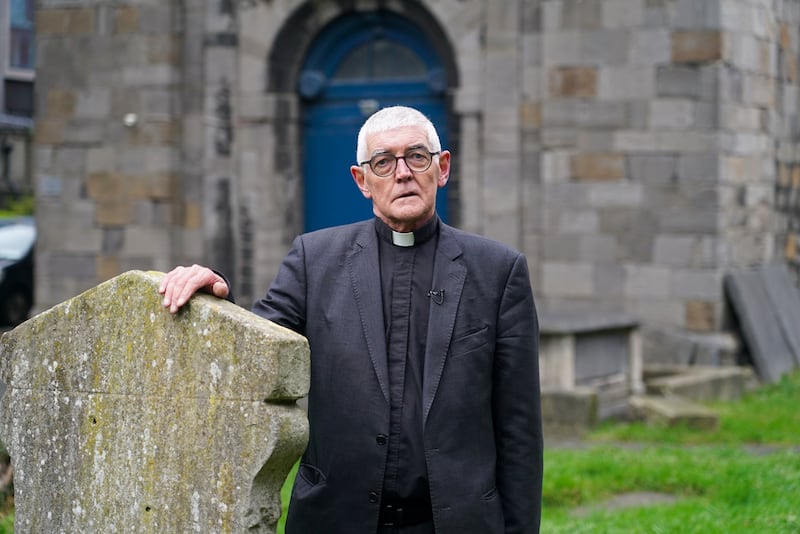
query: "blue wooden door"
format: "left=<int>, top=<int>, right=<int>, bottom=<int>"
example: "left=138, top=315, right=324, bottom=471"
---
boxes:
left=300, top=12, right=448, bottom=232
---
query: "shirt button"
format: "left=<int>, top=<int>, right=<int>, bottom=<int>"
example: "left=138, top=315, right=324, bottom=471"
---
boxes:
left=376, top=434, right=387, bottom=445
left=369, top=491, right=379, bottom=503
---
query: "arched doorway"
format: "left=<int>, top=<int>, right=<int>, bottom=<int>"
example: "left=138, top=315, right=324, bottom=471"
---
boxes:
left=299, top=11, right=449, bottom=232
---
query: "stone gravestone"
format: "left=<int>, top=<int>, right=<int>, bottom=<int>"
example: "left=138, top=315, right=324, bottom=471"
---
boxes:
left=0, top=271, right=309, bottom=533
left=724, top=263, right=800, bottom=382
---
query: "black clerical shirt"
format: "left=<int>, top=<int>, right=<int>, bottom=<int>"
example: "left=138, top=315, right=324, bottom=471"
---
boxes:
left=375, top=215, right=439, bottom=506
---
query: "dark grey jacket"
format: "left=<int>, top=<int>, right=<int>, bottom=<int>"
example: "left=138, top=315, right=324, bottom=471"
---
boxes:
left=251, top=219, right=542, bottom=534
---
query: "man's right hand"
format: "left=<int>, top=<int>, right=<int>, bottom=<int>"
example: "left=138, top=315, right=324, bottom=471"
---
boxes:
left=159, top=264, right=230, bottom=314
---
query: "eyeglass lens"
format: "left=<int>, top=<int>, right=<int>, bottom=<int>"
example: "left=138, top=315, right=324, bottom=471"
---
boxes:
left=369, top=148, right=434, bottom=176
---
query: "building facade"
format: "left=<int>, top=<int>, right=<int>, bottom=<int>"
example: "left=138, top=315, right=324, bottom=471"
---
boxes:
left=33, top=0, right=800, bottom=359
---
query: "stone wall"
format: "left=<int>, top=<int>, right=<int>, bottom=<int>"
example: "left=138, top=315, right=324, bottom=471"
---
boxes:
left=32, top=0, right=800, bottom=358
left=33, top=0, right=198, bottom=310
left=0, top=270, right=309, bottom=533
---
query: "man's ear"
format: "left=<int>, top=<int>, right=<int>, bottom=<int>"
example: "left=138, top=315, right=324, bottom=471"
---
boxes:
left=437, top=150, right=451, bottom=188
left=351, top=165, right=371, bottom=198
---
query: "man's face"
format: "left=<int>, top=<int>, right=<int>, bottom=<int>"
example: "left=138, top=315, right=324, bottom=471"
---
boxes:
left=350, top=125, right=450, bottom=233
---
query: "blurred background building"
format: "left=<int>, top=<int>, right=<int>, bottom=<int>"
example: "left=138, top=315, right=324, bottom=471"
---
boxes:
left=18, top=0, right=800, bottom=362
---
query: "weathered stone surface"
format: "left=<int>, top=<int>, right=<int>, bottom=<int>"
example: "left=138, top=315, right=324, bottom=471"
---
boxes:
left=0, top=270, right=309, bottom=534
left=629, top=395, right=719, bottom=430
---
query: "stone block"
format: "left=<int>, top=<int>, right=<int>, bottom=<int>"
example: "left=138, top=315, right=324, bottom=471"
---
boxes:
left=96, top=199, right=134, bottom=226
left=549, top=66, right=597, bottom=97
left=580, top=30, right=630, bottom=64
left=562, top=0, right=601, bottom=29
left=685, top=299, right=716, bottom=331
left=540, top=387, right=598, bottom=432
left=45, top=88, right=77, bottom=119
left=646, top=366, right=756, bottom=402
left=602, top=0, right=644, bottom=28
left=671, top=31, right=724, bottom=64
left=114, top=6, right=140, bottom=34
left=627, top=154, right=677, bottom=184
left=87, top=171, right=126, bottom=201
left=0, top=271, right=309, bottom=533
left=629, top=395, right=719, bottom=430
left=36, top=8, right=95, bottom=35
left=571, top=152, right=625, bottom=181
left=655, top=65, right=702, bottom=98
left=624, top=264, right=671, bottom=298
left=648, top=99, right=695, bottom=129
left=598, top=66, right=655, bottom=100
left=629, top=29, right=671, bottom=65
left=541, top=262, right=595, bottom=297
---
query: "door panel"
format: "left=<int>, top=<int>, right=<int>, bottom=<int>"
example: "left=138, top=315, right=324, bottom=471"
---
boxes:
left=301, top=12, right=448, bottom=232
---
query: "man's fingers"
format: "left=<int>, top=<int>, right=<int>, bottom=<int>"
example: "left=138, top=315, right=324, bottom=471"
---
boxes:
left=160, top=265, right=226, bottom=313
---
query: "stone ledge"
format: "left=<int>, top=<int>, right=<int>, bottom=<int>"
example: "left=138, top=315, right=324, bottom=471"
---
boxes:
left=629, top=395, right=719, bottom=430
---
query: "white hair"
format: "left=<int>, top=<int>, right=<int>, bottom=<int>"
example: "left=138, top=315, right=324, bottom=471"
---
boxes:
left=356, top=106, right=442, bottom=163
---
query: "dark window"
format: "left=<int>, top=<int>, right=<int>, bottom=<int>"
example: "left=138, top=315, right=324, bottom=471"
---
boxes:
left=10, top=0, right=36, bottom=70
left=4, top=80, right=34, bottom=117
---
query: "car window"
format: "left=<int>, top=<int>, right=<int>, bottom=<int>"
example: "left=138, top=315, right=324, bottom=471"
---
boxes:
left=0, top=224, right=35, bottom=260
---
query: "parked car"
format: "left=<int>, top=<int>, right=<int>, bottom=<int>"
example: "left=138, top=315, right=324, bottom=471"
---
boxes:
left=0, top=217, right=35, bottom=326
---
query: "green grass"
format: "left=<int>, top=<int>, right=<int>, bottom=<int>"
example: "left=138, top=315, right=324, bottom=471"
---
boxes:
left=542, top=370, right=800, bottom=533
left=542, top=446, right=800, bottom=533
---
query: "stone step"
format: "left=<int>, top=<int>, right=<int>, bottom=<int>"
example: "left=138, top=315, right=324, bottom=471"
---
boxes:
left=629, top=394, right=719, bottom=430
left=645, top=365, right=758, bottom=402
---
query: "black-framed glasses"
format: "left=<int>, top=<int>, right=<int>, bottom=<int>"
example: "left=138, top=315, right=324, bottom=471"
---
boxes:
left=359, top=148, right=440, bottom=177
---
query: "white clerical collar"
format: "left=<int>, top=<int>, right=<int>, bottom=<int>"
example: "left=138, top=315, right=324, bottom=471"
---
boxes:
left=392, top=230, right=415, bottom=247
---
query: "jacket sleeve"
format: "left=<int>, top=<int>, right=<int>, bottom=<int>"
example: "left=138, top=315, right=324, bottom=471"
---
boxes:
left=250, top=235, right=308, bottom=336
left=492, top=253, right=542, bottom=534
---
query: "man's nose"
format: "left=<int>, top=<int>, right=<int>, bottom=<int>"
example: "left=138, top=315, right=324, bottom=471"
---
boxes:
left=395, top=157, right=413, bottom=180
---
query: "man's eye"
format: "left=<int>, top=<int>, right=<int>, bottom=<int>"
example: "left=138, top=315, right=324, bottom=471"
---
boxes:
left=407, top=150, right=427, bottom=161
left=373, top=156, right=392, bottom=168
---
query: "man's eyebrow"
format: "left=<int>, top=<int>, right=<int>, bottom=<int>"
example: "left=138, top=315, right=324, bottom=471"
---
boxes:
left=370, top=144, right=427, bottom=156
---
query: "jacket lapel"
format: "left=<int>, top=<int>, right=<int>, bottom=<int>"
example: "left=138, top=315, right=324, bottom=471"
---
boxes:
left=422, top=225, right=466, bottom=424
left=346, top=224, right=390, bottom=404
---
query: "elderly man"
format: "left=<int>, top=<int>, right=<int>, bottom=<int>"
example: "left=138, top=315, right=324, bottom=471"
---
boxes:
left=160, top=106, right=542, bottom=533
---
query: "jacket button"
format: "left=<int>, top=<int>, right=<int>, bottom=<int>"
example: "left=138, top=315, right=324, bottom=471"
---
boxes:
left=369, top=491, right=379, bottom=503
left=376, top=434, right=387, bottom=445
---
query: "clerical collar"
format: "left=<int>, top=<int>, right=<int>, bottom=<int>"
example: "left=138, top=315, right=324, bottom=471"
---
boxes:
left=374, top=215, right=439, bottom=247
